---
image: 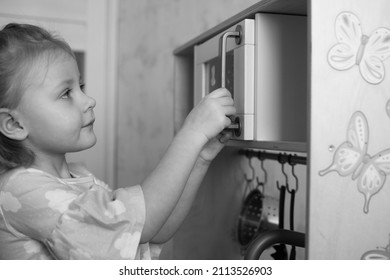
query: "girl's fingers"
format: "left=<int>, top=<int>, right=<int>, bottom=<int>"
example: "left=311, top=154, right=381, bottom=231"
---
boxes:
left=219, top=96, right=235, bottom=106
left=219, top=131, right=233, bottom=143
left=224, top=117, right=231, bottom=127
left=208, top=87, right=232, bottom=98
left=223, top=106, right=237, bottom=116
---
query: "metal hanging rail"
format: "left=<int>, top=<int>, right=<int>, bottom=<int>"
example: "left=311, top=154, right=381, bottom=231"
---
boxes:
left=239, top=149, right=307, bottom=166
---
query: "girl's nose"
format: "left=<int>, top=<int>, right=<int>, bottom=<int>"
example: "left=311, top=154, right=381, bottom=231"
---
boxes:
left=84, top=94, right=96, bottom=112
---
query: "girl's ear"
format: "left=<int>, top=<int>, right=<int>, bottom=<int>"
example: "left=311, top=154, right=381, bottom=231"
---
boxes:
left=0, top=108, right=28, bottom=140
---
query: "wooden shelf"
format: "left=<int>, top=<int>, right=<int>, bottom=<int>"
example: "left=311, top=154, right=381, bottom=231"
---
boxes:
left=227, top=139, right=307, bottom=153
left=174, top=0, right=307, bottom=56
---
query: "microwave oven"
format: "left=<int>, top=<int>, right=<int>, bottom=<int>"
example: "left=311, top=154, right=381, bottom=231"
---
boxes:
left=194, top=19, right=255, bottom=140
left=194, top=14, right=307, bottom=143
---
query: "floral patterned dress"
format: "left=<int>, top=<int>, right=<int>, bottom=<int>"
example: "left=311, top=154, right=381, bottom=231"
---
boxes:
left=0, top=164, right=161, bottom=260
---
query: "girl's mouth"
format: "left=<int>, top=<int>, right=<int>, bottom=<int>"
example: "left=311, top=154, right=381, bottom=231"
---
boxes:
left=83, top=119, right=95, bottom=127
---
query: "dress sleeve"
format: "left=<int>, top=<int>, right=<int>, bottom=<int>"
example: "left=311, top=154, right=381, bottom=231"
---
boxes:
left=1, top=170, right=162, bottom=259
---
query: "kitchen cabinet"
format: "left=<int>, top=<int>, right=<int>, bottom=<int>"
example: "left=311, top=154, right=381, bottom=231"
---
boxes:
left=173, top=0, right=390, bottom=259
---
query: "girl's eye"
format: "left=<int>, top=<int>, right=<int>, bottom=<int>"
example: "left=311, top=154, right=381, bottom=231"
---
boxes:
left=60, top=89, right=71, bottom=99
left=80, top=83, right=86, bottom=93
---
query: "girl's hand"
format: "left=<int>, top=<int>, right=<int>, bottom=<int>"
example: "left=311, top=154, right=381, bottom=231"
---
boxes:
left=181, top=88, right=236, bottom=144
left=199, top=131, right=232, bottom=163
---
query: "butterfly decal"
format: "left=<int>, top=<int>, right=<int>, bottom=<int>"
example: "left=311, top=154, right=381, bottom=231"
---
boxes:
left=319, top=111, right=390, bottom=213
left=386, top=99, right=390, bottom=118
left=361, top=235, right=390, bottom=260
left=327, top=12, right=390, bottom=84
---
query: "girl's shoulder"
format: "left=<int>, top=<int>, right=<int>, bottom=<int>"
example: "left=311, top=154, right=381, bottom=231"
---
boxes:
left=0, top=167, right=67, bottom=194
left=0, top=164, right=109, bottom=194
left=0, top=167, right=43, bottom=185
left=1, top=163, right=93, bottom=185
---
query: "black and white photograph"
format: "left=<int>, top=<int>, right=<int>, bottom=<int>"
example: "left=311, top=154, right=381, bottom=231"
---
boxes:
left=0, top=0, right=389, bottom=278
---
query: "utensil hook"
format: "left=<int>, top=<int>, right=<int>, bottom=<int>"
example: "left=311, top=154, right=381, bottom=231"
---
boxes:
left=256, top=152, right=267, bottom=192
left=278, top=153, right=289, bottom=189
left=245, top=154, right=255, bottom=183
left=287, top=154, right=299, bottom=193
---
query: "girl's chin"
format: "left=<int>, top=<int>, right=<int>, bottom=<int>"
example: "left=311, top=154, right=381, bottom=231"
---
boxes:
left=76, top=134, right=97, bottom=151
left=86, top=136, right=97, bottom=148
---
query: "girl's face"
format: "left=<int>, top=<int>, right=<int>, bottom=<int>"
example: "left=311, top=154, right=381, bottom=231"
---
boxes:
left=16, top=52, right=97, bottom=157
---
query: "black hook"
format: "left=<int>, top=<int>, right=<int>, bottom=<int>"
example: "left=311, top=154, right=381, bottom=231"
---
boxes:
left=256, top=151, right=268, bottom=188
left=244, top=153, right=255, bottom=183
left=287, top=154, right=299, bottom=193
left=278, top=153, right=289, bottom=188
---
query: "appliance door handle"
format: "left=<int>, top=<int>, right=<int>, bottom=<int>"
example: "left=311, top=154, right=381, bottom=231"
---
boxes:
left=220, top=26, right=242, bottom=136
left=220, top=26, right=241, bottom=88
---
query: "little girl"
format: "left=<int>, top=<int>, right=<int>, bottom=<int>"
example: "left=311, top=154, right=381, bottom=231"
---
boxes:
left=0, top=23, right=235, bottom=259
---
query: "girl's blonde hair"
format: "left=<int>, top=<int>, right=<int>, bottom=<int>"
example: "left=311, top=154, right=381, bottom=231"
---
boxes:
left=0, top=23, right=75, bottom=173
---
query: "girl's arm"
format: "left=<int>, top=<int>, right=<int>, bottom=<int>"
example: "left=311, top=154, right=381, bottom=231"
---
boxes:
left=149, top=134, right=230, bottom=244
left=139, top=88, right=235, bottom=243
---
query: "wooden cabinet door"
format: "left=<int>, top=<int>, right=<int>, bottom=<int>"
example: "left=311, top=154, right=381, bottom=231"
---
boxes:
left=308, top=0, right=390, bottom=259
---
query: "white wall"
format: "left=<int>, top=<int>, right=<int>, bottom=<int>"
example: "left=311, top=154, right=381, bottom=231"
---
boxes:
left=0, top=0, right=117, bottom=186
